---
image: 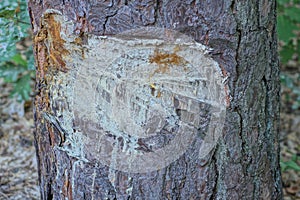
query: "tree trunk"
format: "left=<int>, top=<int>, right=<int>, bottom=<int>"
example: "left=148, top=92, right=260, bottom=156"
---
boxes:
left=28, top=0, right=282, bottom=199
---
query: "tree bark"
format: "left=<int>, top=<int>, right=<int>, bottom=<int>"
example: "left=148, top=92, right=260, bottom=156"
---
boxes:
left=28, top=0, right=282, bottom=199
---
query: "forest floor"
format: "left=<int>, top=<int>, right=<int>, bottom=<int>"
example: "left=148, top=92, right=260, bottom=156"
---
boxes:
left=279, top=60, right=300, bottom=200
left=0, top=79, right=39, bottom=199
left=0, top=63, right=299, bottom=200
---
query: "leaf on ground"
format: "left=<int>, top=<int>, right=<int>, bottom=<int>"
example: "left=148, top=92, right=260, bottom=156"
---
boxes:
left=11, top=53, right=27, bottom=66
left=10, top=73, right=32, bottom=101
left=280, top=43, right=295, bottom=63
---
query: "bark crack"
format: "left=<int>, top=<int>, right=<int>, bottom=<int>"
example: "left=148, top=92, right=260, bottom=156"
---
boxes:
left=161, top=168, right=167, bottom=198
left=236, top=108, right=249, bottom=171
left=230, top=0, right=242, bottom=109
left=103, top=4, right=119, bottom=35
left=230, top=0, right=236, bottom=14
left=209, top=151, right=219, bottom=200
left=235, top=29, right=242, bottom=79
left=154, top=0, right=160, bottom=25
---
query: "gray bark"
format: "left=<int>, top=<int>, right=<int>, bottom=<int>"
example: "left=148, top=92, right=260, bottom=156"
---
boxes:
left=28, top=0, right=282, bottom=199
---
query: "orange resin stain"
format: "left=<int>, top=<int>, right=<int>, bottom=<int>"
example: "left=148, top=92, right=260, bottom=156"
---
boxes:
left=149, top=47, right=186, bottom=75
left=45, top=14, right=70, bottom=72
left=34, top=13, right=70, bottom=76
left=148, top=46, right=187, bottom=98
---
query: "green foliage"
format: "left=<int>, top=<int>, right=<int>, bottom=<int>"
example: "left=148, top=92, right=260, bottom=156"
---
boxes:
left=0, top=0, right=34, bottom=101
left=277, top=0, right=300, bottom=63
left=281, top=154, right=300, bottom=172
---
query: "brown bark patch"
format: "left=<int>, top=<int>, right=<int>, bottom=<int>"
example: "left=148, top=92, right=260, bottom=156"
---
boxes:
left=34, top=13, right=70, bottom=75
left=44, top=14, right=69, bottom=72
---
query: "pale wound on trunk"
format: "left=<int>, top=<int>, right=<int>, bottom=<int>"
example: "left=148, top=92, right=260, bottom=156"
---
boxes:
left=34, top=10, right=228, bottom=174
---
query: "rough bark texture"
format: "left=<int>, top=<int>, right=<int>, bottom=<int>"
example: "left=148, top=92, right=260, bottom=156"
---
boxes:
left=28, top=0, right=282, bottom=199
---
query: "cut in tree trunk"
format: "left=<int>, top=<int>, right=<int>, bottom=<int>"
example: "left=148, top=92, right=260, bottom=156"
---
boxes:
left=28, top=0, right=282, bottom=199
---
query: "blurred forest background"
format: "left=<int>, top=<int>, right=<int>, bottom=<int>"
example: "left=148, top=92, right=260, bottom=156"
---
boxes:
left=0, top=0, right=299, bottom=199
